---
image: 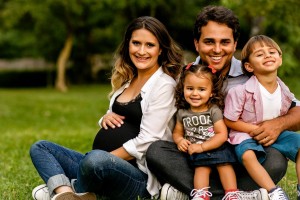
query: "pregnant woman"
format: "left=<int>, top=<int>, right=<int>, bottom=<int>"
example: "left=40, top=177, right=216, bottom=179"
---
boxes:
left=30, top=16, right=183, bottom=200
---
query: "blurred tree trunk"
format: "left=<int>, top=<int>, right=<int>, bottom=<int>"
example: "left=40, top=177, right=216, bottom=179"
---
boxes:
left=55, top=33, right=73, bottom=92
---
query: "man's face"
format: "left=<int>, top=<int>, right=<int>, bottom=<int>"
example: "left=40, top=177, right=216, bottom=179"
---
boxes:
left=194, top=21, right=237, bottom=74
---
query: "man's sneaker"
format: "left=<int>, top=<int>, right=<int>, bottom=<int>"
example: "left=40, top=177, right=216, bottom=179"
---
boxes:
left=190, top=187, right=212, bottom=200
left=237, top=188, right=269, bottom=200
left=32, top=184, right=50, bottom=200
left=268, top=187, right=289, bottom=200
left=222, top=189, right=268, bottom=200
left=160, top=183, right=189, bottom=200
left=52, top=191, right=97, bottom=200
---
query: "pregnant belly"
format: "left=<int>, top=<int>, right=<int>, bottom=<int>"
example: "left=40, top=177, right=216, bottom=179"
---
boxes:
left=92, top=122, right=139, bottom=152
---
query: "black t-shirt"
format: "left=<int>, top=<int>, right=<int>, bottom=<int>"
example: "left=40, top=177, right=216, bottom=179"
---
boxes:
left=92, top=94, right=142, bottom=167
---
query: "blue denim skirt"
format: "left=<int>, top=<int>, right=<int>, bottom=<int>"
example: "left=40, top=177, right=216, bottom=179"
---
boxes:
left=189, top=142, right=237, bottom=166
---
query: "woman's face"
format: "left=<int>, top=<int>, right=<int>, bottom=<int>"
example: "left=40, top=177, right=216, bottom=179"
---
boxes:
left=129, top=28, right=161, bottom=73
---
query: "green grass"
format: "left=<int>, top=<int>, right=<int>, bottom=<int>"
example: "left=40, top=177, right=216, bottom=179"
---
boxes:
left=0, top=80, right=299, bottom=199
left=0, top=84, right=111, bottom=199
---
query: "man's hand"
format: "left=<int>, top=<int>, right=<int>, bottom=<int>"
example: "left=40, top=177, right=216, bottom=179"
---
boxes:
left=249, top=119, right=282, bottom=146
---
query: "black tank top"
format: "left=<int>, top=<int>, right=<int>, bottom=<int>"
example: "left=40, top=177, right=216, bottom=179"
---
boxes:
left=92, top=94, right=142, bottom=167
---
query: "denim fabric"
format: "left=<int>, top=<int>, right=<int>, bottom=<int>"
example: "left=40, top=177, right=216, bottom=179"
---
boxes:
left=271, top=130, right=300, bottom=162
left=234, top=139, right=266, bottom=164
left=74, top=150, right=150, bottom=199
left=146, top=140, right=288, bottom=199
left=30, top=141, right=150, bottom=199
left=30, top=140, right=83, bottom=196
left=189, top=143, right=237, bottom=166
left=234, top=130, right=300, bottom=164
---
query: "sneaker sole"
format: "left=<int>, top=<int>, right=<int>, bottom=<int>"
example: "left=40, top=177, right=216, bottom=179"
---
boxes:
left=259, top=188, right=269, bottom=200
left=52, top=192, right=96, bottom=200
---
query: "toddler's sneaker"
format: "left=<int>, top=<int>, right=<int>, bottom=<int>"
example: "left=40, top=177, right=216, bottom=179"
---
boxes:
left=190, top=187, right=212, bottom=200
left=222, top=191, right=239, bottom=200
left=160, top=183, right=189, bottom=200
left=32, top=184, right=50, bottom=200
left=268, top=187, right=289, bottom=200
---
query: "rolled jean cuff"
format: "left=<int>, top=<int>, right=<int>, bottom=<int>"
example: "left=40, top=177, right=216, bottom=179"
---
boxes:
left=47, top=174, right=71, bottom=197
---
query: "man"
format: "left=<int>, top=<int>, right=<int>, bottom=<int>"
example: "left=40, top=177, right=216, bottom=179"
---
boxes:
left=146, top=5, right=300, bottom=200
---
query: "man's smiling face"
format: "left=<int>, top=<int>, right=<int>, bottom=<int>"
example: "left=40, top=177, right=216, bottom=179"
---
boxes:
left=194, top=21, right=237, bottom=74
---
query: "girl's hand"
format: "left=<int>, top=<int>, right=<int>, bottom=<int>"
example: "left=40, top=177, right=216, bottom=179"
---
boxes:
left=101, top=112, right=125, bottom=130
left=177, top=139, right=191, bottom=153
left=188, top=143, right=204, bottom=155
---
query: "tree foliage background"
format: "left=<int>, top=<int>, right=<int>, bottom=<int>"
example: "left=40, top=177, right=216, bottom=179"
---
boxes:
left=0, top=0, right=299, bottom=90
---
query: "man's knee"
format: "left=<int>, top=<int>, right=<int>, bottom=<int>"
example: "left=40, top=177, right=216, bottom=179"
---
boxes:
left=146, top=140, right=166, bottom=162
left=263, top=147, right=288, bottom=184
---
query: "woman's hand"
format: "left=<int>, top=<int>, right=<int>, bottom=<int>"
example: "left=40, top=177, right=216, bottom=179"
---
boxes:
left=102, top=112, right=125, bottom=130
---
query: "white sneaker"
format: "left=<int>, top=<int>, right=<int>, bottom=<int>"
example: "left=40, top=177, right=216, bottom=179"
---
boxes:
left=51, top=191, right=97, bottom=200
left=237, top=188, right=269, bottom=200
left=32, top=184, right=50, bottom=200
left=160, top=183, right=189, bottom=200
left=268, top=187, right=289, bottom=200
left=222, top=188, right=268, bottom=200
left=190, top=187, right=212, bottom=200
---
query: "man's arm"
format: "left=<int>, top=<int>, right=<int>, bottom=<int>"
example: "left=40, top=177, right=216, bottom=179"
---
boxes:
left=250, top=106, right=300, bottom=146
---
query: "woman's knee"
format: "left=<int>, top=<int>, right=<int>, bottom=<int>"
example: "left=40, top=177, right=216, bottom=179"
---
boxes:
left=79, top=150, right=113, bottom=172
left=29, top=140, right=49, bottom=157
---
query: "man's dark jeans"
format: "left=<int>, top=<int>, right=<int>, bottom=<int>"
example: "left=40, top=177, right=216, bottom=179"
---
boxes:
left=146, top=140, right=287, bottom=200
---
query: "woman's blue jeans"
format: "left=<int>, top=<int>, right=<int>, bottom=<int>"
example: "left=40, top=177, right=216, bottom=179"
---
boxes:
left=30, top=140, right=150, bottom=199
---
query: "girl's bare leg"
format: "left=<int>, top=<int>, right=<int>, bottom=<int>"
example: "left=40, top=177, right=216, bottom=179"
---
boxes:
left=217, top=164, right=237, bottom=190
left=194, top=166, right=211, bottom=189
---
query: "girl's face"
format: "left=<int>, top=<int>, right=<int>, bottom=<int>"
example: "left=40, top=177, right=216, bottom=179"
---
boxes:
left=245, top=42, right=282, bottom=76
left=183, top=73, right=213, bottom=112
left=129, top=28, right=161, bottom=73
left=194, top=21, right=237, bottom=75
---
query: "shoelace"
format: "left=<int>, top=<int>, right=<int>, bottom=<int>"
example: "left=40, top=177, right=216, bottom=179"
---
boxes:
left=222, top=192, right=243, bottom=200
left=269, top=188, right=288, bottom=200
left=190, top=187, right=212, bottom=199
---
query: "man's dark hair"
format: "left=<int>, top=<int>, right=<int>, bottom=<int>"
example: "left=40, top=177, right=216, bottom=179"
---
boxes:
left=193, top=5, right=240, bottom=42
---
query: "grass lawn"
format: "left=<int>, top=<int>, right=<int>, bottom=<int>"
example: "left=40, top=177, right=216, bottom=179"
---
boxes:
left=0, top=84, right=110, bottom=199
left=0, top=80, right=299, bottom=199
